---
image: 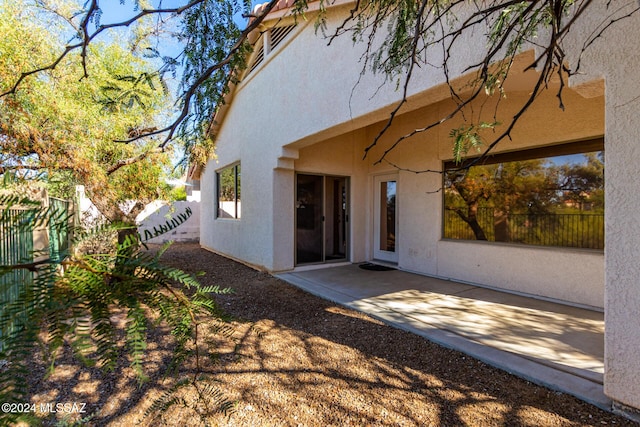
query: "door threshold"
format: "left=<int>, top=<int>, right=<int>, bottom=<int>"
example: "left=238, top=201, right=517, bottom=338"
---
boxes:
left=369, top=259, right=398, bottom=268
left=293, top=261, right=351, bottom=272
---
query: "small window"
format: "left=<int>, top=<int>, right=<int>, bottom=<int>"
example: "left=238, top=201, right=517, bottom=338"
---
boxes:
left=217, top=163, right=241, bottom=219
left=443, top=140, right=604, bottom=249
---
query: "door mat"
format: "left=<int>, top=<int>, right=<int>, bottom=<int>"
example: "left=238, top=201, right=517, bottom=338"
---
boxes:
left=358, top=263, right=396, bottom=271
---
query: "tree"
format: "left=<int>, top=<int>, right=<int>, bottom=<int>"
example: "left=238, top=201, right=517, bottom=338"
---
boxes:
left=0, top=3, right=251, bottom=422
left=2, top=1, right=635, bottom=172
left=557, top=152, right=604, bottom=211
left=444, top=151, right=604, bottom=245
left=445, top=165, right=495, bottom=241
left=0, top=0, right=173, bottom=232
left=0, top=194, right=237, bottom=425
left=445, top=159, right=557, bottom=241
left=0, top=0, right=282, bottom=171
left=332, top=0, right=637, bottom=167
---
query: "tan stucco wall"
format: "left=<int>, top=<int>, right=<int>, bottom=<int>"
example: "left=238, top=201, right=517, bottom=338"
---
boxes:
left=202, top=1, right=640, bottom=411
left=595, top=5, right=640, bottom=413
left=313, top=88, right=606, bottom=309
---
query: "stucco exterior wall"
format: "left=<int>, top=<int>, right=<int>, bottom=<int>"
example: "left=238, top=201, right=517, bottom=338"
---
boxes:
left=200, top=120, right=278, bottom=268
left=594, top=4, right=640, bottom=413
left=201, top=0, right=640, bottom=412
left=201, top=0, right=608, bottom=304
left=352, top=88, right=605, bottom=308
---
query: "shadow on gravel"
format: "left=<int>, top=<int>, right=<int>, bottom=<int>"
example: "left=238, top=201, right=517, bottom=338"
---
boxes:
left=157, top=244, right=636, bottom=427
left=24, top=243, right=634, bottom=426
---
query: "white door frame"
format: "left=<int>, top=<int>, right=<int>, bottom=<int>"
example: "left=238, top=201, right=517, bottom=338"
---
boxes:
left=373, top=173, right=399, bottom=263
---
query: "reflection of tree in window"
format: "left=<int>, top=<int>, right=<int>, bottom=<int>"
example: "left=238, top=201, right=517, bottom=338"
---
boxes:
left=380, top=181, right=396, bottom=252
left=217, top=164, right=241, bottom=219
left=443, top=146, right=604, bottom=249
left=218, top=168, right=235, bottom=201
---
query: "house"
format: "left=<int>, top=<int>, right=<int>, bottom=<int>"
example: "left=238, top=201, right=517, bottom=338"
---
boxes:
left=199, top=0, right=640, bottom=415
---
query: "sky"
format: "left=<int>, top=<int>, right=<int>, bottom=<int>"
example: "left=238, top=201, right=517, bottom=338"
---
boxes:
left=93, top=0, right=253, bottom=87
left=90, top=0, right=255, bottom=176
left=97, top=0, right=251, bottom=35
left=93, top=0, right=186, bottom=57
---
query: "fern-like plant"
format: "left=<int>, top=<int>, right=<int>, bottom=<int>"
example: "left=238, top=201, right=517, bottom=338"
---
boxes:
left=0, top=193, right=237, bottom=425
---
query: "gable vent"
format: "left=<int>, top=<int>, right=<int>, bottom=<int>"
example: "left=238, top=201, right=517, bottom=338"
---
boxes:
left=249, top=43, right=265, bottom=73
left=269, top=24, right=296, bottom=50
left=247, top=24, right=297, bottom=75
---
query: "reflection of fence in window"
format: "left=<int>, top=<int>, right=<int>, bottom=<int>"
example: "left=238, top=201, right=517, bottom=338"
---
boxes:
left=444, top=208, right=604, bottom=249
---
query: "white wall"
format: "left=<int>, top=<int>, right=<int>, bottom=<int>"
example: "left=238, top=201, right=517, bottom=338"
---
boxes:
left=136, top=201, right=200, bottom=244
left=203, top=0, right=607, bottom=299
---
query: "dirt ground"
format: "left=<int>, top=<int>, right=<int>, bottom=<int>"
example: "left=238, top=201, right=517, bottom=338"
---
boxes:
left=24, top=243, right=639, bottom=426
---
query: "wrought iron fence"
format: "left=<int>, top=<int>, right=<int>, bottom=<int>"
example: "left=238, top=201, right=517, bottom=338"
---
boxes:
left=444, top=208, right=604, bottom=249
left=0, top=207, right=36, bottom=349
left=1, top=197, right=73, bottom=348
left=0, top=207, right=35, bottom=306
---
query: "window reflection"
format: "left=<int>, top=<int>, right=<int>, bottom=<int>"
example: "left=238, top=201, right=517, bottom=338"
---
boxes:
left=443, top=147, right=604, bottom=249
left=217, top=164, right=241, bottom=219
left=380, top=181, right=396, bottom=252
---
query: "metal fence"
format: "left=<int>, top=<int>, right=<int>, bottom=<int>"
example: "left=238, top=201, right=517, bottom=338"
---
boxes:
left=0, top=208, right=35, bottom=310
left=444, top=208, right=604, bottom=249
left=0, top=197, right=73, bottom=348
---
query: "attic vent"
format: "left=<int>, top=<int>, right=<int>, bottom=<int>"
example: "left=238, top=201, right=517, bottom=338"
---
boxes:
left=247, top=24, right=297, bottom=75
left=249, top=44, right=265, bottom=73
left=269, top=24, right=296, bottom=50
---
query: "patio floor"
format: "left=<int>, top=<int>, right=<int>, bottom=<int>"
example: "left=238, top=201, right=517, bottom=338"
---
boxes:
left=276, top=263, right=608, bottom=410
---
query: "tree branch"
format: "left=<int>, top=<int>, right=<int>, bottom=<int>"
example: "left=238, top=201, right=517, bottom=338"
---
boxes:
left=113, top=0, right=283, bottom=146
left=106, top=147, right=163, bottom=175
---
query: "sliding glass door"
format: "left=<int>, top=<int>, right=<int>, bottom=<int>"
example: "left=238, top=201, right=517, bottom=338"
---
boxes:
left=295, top=174, right=349, bottom=265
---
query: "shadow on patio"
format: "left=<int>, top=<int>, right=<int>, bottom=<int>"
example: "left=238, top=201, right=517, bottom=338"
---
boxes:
left=277, top=264, right=606, bottom=409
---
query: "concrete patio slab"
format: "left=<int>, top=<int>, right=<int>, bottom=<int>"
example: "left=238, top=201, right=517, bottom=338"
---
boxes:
left=276, top=264, right=609, bottom=411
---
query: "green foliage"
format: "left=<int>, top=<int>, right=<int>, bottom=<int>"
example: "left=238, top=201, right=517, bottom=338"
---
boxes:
left=144, top=375, right=237, bottom=424
left=170, top=186, right=188, bottom=202
left=444, top=150, right=605, bottom=248
left=0, top=193, right=235, bottom=426
left=326, top=0, right=607, bottom=164
left=55, top=411, right=98, bottom=427
left=450, top=122, right=499, bottom=163
left=174, top=0, right=253, bottom=170
left=0, top=0, right=173, bottom=223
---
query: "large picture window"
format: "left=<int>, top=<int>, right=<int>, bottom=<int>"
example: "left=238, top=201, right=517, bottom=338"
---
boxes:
left=217, top=163, right=241, bottom=219
left=443, top=140, right=604, bottom=249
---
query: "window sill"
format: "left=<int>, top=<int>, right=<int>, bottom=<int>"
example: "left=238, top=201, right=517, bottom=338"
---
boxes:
left=439, top=238, right=604, bottom=254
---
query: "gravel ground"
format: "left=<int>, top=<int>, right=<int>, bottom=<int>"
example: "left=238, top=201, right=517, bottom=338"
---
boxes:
left=24, top=243, right=639, bottom=426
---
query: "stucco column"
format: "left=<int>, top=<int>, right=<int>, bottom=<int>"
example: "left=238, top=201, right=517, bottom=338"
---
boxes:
left=603, top=38, right=640, bottom=414
left=271, top=168, right=295, bottom=271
